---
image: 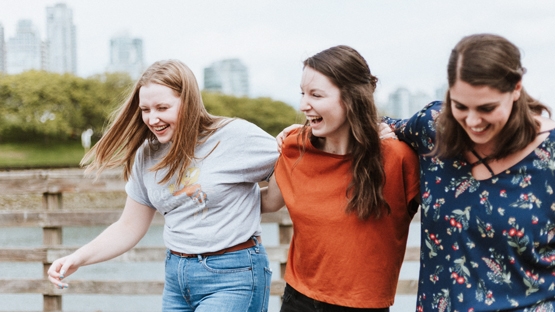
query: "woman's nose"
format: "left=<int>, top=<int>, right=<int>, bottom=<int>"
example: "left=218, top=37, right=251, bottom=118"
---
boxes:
left=465, top=110, right=482, bottom=127
left=299, top=96, right=311, bottom=112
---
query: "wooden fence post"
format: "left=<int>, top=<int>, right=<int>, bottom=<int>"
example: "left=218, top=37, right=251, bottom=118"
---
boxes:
left=43, top=192, right=63, bottom=312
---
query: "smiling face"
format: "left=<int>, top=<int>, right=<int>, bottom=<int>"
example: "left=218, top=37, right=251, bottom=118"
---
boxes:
left=300, top=66, right=351, bottom=150
left=139, top=83, right=182, bottom=144
left=450, top=79, right=521, bottom=154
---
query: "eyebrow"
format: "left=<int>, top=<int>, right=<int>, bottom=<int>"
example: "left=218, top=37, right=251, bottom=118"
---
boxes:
left=300, top=85, right=324, bottom=93
left=451, top=99, right=499, bottom=107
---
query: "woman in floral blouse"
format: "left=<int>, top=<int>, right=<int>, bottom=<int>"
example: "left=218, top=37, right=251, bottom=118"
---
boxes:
left=383, top=33, right=555, bottom=311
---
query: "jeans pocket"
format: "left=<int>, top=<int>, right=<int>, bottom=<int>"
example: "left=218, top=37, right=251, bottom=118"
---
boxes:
left=201, top=251, right=252, bottom=273
left=281, top=284, right=293, bottom=303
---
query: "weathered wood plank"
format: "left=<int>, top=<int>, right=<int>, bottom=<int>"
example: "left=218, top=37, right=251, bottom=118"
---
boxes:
left=0, top=247, right=47, bottom=262
left=0, top=278, right=418, bottom=296
left=1, top=245, right=291, bottom=263
left=396, top=279, right=419, bottom=295
left=0, top=210, right=165, bottom=227
left=404, top=246, right=420, bottom=262
left=0, top=169, right=126, bottom=195
left=261, top=209, right=292, bottom=225
left=0, top=209, right=297, bottom=227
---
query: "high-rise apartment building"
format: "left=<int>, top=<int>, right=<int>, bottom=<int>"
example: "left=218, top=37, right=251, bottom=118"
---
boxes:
left=0, top=23, right=6, bottom=73
left=46, top=3, right=77, bottom=74
left=6, top=20, right=44, bottom=74
left=386, top=87, right=432, bottom=119
left=387, top=87, right=411, bottom=119
left=107, top=33, right=144, bottom=79
left=204, top=59, right=249, bottom=97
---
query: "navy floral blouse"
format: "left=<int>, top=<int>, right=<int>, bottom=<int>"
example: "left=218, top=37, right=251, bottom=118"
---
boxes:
left=383, top=101, right=555, bottom=312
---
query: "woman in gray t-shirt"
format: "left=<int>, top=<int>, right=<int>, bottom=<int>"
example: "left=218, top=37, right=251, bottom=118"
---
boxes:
left=47, top=59, right=278, bottom=312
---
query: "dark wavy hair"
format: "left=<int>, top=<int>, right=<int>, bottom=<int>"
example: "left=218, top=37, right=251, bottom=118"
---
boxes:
left=300, top=45, right=389, bottom=220
left=435, top=34, right=550, bottom=160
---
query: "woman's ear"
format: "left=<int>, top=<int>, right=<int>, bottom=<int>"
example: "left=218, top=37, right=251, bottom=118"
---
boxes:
left=512, top=80, right=523, bottom=102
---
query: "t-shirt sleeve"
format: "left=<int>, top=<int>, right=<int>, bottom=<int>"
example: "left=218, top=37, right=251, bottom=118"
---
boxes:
left=125, top=143, right=154, bottom=208
left=225, top=119, right=279, bottom=183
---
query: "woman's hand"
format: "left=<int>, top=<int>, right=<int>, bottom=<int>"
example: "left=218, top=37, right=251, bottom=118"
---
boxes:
left=47, top=254, right=82, bottom=289
left=277, top=124, right=303, bottom=153
left=378, top=123, right=397, bottom=140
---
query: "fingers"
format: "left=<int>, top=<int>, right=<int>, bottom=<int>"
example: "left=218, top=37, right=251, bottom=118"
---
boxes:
left=276, top=132, right=286, bottom=153
left=276, top=124, right=303, bottom=153
left=379, top=132, right=398, bottom=140
left=47, top=258, right=74, bottom=290
left=378, top=122, right=393, bottom=137
left=284, top=124, right=303, bottom=134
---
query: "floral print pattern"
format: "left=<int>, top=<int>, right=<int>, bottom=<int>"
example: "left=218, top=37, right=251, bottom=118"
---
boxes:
left=383, top=101, right=555, bottom=311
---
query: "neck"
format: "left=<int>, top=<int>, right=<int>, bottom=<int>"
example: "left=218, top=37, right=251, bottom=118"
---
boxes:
left=316, top=137, right=350, bottom=155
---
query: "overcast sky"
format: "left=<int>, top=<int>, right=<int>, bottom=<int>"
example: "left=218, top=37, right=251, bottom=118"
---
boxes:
left=1, top=0, right=554, bottom=111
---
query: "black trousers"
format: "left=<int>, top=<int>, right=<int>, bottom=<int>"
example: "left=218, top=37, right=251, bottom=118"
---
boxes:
left=280, top=284, right=390, bottom=312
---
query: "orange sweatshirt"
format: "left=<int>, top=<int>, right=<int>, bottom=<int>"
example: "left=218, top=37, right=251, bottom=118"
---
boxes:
left=275, top=129, right=420, bottom=308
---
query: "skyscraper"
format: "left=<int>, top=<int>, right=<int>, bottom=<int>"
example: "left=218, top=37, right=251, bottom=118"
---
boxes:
left=0, top=23, right=6, bottom=73
left=107, top=32, right=144, bottom=79
left=386, top=87, right=433, bottom=118
left=204, top=59, right=249, bottom=97
left=46, top=3, right=77, bottom=74
left=6, top=20, right=44, bottom=74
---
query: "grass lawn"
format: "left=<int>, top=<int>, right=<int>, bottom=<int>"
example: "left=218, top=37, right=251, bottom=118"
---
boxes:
left=0, top=141, right=86, bottom=169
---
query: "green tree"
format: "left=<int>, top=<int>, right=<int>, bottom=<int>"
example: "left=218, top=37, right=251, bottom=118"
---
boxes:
left=202, top=92, right=301, bottom=136
left=0, top=71, right=133, bottom=142
left=0, top=71, right=297, bottom=142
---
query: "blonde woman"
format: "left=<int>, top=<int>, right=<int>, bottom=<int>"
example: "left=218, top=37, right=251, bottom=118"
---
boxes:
left=47, top=60, right=278, bottom=312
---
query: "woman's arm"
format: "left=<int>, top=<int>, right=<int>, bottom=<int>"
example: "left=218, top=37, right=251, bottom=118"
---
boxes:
left=382, top=101, right=443, bottom=154
left=260, top=174, right=285, bottom=213
left=47, top=196, right=156, bottom=288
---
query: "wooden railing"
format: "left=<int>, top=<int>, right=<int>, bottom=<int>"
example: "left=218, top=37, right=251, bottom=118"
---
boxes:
left=0, top=169, right=419, bottom=311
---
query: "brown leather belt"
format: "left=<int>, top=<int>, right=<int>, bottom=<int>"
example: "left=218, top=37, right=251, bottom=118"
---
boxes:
left=170, top=236, right=260, bottom=258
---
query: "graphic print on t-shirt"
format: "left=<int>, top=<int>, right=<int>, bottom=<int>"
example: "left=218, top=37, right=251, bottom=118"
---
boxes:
left=171, top=166, right=208, bottom=206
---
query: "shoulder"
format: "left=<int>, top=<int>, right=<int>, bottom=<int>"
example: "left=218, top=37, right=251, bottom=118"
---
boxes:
left=381, top=139, right=418, bottom=165
left=282, top=128, right=305, bottom=149
left=381, top=138, right=416, bottom=156
left=537, top=115, right=555, bottom=132
left=219, top=118, right=269, bottom=136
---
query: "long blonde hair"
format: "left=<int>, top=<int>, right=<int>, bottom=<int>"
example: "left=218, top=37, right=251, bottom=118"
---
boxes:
left=82, top=59, right=228, bottom=183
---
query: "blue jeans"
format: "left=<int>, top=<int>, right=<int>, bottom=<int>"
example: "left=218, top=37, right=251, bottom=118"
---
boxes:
left=280, top=284, right=389, bottom=312
left=162, top=238, right=272, bottom=312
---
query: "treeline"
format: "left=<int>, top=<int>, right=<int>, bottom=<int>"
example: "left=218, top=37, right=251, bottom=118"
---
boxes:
left=0, top=71, right=300, bottom=143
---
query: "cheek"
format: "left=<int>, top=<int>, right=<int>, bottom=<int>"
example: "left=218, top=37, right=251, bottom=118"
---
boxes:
left=450, top=110, right=465, bottom=124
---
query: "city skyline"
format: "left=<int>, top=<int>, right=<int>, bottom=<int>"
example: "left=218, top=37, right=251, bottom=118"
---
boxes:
left=0, top=0, right=554, bottom=111
left=204, top=58, right=250, bottom=97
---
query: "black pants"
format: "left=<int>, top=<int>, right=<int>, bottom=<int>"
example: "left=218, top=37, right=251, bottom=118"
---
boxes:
left=280, top=284, right=390, bottom=312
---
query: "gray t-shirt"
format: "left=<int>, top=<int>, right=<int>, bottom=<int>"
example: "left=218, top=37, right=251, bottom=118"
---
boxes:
left=125, top=119, right=278, bottom=254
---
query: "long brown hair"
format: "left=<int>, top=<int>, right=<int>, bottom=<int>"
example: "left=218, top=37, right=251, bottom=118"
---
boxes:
left=435, top=34, right=550, bottom=160
left=301, top=45, right=389, bottom=220
left=82, top=59, right=228, bottom=183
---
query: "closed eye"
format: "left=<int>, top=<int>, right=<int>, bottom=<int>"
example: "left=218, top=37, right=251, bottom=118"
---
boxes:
left=453, top=102, right=467, bottom=111
left=478, top=106, right=496, bottom=113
